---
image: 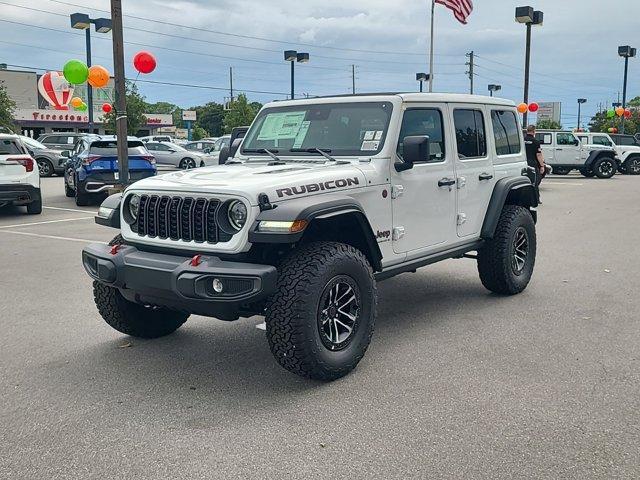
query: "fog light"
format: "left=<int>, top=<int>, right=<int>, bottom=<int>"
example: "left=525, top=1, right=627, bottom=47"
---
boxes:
left=212, top=278, right=224, bottom=293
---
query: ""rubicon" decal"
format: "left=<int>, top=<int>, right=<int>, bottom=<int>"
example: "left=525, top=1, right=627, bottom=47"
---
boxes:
left=276, top=177, right=359, bottom=198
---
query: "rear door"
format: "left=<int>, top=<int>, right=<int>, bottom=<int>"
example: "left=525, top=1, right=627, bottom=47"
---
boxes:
left=536, top=131, right=555, bottom=163
left=451, top=105, right=494, bottom=237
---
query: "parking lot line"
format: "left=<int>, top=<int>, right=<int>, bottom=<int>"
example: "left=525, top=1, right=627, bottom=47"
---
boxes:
left=0, top=230, right=106, bottom=244
left=0, top=216, right=94, bottom=229
left=545, top=182, right=584, bottom=185
left=44, top=206, right=96, bottom=214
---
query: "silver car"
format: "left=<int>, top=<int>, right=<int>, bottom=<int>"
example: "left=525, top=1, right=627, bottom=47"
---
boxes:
left=144, top=141, right=205, bottom=169
left=20, top=135, right=67, bottom=177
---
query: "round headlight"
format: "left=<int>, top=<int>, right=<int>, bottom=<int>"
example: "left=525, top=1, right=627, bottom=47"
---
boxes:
left=128, top=194, right=140, bottom=221
left=227, top=200, right=247, bottom=230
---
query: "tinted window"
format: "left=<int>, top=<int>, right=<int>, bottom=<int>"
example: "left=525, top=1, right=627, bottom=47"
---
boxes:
left=593, top=135, right=612, bottom=146
left=556, top=133, right=578, bottom=146
left=453, top=109, right=486, bottom=159
left=536, top=133, right=552, bottom=145
left=396, top=109, right=445, bottom=163
left=612, top=135, right=638, bottom=146
left=578, top=136, right=589, bottom=144
left=0, top=139, right=23, bottom=155
left=89, top=140, right=148, bottom=156
left=491, top=110, right=522, bottom=155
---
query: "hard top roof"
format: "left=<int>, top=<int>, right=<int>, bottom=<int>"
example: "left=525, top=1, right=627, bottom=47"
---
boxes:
left=270, top=92, right=515, bottom=107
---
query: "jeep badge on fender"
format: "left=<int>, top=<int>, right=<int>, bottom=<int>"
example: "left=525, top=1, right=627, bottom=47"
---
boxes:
left=83, top=93, right=538, bottom=381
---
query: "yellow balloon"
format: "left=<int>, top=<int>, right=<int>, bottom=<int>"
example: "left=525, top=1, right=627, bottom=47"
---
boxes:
left=70, top=96, right=83, bottom=108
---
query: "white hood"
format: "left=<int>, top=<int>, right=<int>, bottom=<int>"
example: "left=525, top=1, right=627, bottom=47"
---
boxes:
left=127, top=160, right=369, bottom=205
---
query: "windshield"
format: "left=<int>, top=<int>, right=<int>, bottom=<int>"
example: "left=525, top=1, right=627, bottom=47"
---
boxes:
left=21, top=136, right=47, bottom=150
left=241, top=102, right=393, bottom=156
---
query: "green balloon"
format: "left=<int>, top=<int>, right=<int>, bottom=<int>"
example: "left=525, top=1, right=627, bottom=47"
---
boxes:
left=63, top=59, right=89, bottom=85
left=607, top=109, right=615, bottom=118
left=76, top=103, right=88, bottom=112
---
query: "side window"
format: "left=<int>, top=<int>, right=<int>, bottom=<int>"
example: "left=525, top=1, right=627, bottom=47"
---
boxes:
left=593, top=136, right=612, bottom=146
left=396, top=108, right=445, bottom=163
left=535, top=133, right=552, bottom=145
left=491, top=110, right=522, bottom=155
left=556, top=133, right=578, bottom=146
left=578, top=136, right=589, bottom=144
left=453, top=109, right=486, bottom=159
left=146, top=143, right=158, bottom=151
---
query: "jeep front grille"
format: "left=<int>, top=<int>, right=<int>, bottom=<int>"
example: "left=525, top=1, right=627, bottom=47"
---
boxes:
left=135, top=195, right=233, bottom=244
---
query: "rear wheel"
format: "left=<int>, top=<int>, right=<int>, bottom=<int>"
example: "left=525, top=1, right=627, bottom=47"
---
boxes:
left=75, top=178, right=91, bottom=206
left=37, top=158, right=54, bottom=177
left=26, top=198, right=42, bottom=214
left=477, top=205, right=536, bottom=295
left=624, top=156, right=640, bottom=175
left=179, top=157, right=197, bottom=170
left=593, top=157, right=616, bottom=179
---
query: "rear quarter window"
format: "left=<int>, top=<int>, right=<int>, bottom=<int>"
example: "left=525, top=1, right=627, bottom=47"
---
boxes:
left=491, top=110, right=522, bottom=156
left=0, top=139, right=23, bottom=155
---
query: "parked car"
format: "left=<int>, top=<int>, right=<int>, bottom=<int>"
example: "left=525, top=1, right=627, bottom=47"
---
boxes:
left=64, top=136, right=156, bottom=206
left=36, top=132, right=87, bottom=152
left=84, top=93, right=539, bottom=380
left=184, top=140, right=217, bottom=152
left=0, top=134, right=41, bottom=214
left=19, top=135, right=67, bottom=177
left=576, top=132, right=640, bottom=175
left=144, top=141, right=205, bottom=169
left=139, top=135, right=174, bottom=143
left=535, top=130, right=618, bottom=178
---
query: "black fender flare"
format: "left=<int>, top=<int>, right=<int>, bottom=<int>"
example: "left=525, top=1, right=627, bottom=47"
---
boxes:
left=481, top=177, right=537, bottom=240
left=585, top=150, right=615, bottom=170
left=249, top=193, right=383, bottom=271
left=95, top=193, right=121, bottom=229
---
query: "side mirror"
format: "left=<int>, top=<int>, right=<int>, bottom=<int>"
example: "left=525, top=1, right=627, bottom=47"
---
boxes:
left=395, top=135, right=430, bottom=172
left=219, top=146, right=230, bottom=165
left=27, top=149, right=35, bottom=156
left=203, top=148, right=211, bottom=154
left=229, top=138, right=242, bottom=158
left=61, top=150, right=70, bottom=158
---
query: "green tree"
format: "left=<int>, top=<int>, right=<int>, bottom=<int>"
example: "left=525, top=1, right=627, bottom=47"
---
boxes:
left=191, top=124, right=208, bottom=141
left=103, top=82, right=148, bottom=135
left=223, top=94, right=258, bottom=133
left=589, top=110, right=639, bottom=135
left=194, top=102, right=225, bottom=137
left=0, top=85, right=17, bottom=133
left=536, top=119, right=562, bottom=130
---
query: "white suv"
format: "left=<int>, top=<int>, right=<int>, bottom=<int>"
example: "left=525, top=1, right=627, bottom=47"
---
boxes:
left=83, top=94, right=538, bottom=380
left=575, top=132, right=640, bottom=175
left=0, top=134, right=42, bottom=214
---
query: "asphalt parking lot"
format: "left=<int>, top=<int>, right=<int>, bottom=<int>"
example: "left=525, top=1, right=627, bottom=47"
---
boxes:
left=1, top=173, right=639, bottom=479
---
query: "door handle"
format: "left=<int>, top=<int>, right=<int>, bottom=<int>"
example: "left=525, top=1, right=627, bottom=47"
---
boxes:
left=479, top=173, right=494, bottom=181
left=555, top=148, right=563, bottom=151
left=438, top=177, right=456, bottom=188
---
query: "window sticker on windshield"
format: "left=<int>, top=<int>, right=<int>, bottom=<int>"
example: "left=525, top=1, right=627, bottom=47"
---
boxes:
left=374, top=130, right=383, bottom=140
left=361, top=140, right=380, bottom=151
left=292, top=121, right=311, bottom=148
left=363, top=130, right=375, bottom=141
left=257, top=112, right=306, bottom=141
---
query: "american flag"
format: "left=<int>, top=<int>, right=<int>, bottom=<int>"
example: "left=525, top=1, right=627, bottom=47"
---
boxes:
left=435, top=0, right=473, bottom=24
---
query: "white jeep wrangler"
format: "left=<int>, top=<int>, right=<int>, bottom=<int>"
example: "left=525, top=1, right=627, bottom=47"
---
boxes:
left=575, top=132, right=640, bottom=175
left=83, top=94, right=538, bottom=380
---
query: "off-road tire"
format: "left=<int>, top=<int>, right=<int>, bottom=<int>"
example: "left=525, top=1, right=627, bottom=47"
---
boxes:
left=26, top=199, right=42, bottom=214
left=624, top=156, right=640, bottom=175
left=265, top=241, right=377, bottom=381
left=92, top=234, right=189, bottom=338
left=477, top=205, right=536, bottom=295
left=37, top=158, right=54, bottom=177
left=593, top=157, right=616, bottom=179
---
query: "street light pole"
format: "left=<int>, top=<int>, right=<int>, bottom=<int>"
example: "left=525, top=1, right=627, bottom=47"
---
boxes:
left=416, top=73, right=429, bottom=93
left=577, top=98, right=587, bottom=131
left=290, top=60, right=295, bottom=100
left=284, top=50, right=309, bottom=100
left=84, top=28, right=93, bottom=133
left=516, top=7, right=543, bottom=127
left=618, top=45, right=636, bottom=134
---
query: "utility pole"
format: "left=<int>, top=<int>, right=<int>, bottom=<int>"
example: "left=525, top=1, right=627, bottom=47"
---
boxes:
left=351, top=65, right=356, bottom=95
left=110, top=0, right=128, bottom=186
left=229, top=66, right=234, bottom=103
left=466, top=51, right=475, bottom=94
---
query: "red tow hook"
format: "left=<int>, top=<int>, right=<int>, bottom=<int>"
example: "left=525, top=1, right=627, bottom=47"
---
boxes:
left=110, top=244, right=123, bottom=255
left=190, top=254, right=203, bottom=267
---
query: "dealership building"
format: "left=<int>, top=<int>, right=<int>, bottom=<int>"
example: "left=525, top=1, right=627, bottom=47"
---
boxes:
left=0, top=68, right=173, bottom=138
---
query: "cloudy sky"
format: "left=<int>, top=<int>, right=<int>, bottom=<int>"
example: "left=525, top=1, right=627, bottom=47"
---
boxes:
left=2, top=0, right=638, bottom=126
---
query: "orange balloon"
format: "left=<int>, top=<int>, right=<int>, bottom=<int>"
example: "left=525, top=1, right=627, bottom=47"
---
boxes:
left=517, top=103, right=528, bottom=114
left=87, top=65, right=110, bottom=88
left=615, top=107, right=625, bottom=117
left=70, top=96, right=83, bottom=108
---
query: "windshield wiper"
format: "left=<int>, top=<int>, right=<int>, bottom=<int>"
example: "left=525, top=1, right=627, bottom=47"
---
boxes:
left=290, top=147, right=336, bottom=162
left=243, top=148, right=282, bottom=162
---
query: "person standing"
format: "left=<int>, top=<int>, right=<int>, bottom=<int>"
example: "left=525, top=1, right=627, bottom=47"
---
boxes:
left=524, top=125, right=545, bottom=204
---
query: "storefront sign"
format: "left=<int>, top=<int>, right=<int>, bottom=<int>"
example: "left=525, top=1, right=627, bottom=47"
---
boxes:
left=14, top=109, right=173, bottom=126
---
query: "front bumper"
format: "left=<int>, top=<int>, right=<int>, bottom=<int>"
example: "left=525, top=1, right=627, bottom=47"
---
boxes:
left=82, top=243, right=278, bottom=317
left=0, top=184, right=41, bottom=205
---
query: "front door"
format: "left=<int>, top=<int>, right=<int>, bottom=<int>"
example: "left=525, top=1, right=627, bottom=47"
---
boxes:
left=554, top=132, right=582, bottom=166
left=450, top=106, right=494, bottom=237
left=391, top=105, right=457, bottom=257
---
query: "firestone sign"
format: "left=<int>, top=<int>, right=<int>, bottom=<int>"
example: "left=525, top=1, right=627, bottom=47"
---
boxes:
left=14, top=109, right=173, bottom=126
left=31, top=111, right=89, bottom=122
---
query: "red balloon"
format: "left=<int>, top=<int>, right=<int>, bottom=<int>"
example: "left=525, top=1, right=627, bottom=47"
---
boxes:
left=133, top=51, right=157, bottom=74
left=624, top=109, right=632, bottom=118
left=528, top=102, right=539, bottom=113
left=102, top=103, right=112, bottom=113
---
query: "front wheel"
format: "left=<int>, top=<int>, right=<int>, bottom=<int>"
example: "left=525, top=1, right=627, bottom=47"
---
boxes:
left=37, top=158, right=54, bottom=177
left=477, top=205, right=536, bottom=295
left=179, top=157, right=197, bottom=170
left=624, top=157, right=640, bottom=175
left=265, top=242, right=377, bottom=381
left=593, top=157, right=616, bottom=179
